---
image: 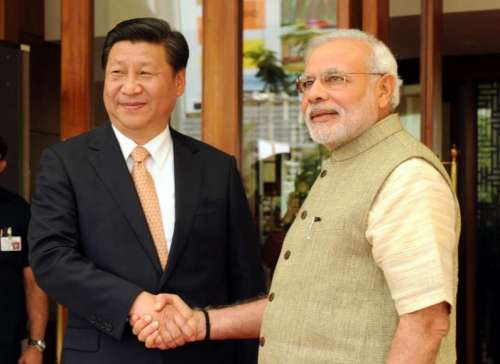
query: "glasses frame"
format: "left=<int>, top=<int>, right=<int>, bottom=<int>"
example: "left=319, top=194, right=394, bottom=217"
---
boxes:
left=296, top=71, right=385, bottom=94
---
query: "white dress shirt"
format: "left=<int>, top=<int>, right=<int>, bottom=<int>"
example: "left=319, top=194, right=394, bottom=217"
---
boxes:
left=112, top=125, right=175, bottom=251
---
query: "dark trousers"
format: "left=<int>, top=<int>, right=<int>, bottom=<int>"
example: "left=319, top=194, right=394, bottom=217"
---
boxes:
left=0, top=342, right=21, bottom=364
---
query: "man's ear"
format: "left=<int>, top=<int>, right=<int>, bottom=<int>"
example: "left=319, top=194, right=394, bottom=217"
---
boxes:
left=175, top=69, right=186, bottom=96
left=376, top=74, right=396, bottom=110
left=0, top=160, right=7, bottom=173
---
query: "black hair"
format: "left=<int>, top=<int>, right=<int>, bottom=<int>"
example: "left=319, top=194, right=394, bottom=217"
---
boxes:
left=0, top=135, right=7, bottom=161
left=101, top=17, right=189, bottom=73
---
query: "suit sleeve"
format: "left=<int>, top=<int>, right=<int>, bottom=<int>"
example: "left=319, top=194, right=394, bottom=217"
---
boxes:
left=226, top=156, right=266, bottom=363
left=28, top=147, right=143, bottom=340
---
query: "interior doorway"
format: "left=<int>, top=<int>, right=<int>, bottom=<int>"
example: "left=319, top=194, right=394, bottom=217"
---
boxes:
left=397, top=52, right=500, bottom=363
left=444, top=54, right=500, bottom=364
left=475, top=81, right=500, bottom=363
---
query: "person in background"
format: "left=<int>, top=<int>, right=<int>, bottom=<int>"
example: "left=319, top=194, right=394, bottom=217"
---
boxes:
left=0, top=136, right=49, bottom=364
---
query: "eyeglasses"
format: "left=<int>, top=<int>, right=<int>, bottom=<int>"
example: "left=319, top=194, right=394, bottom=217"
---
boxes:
left=296, top=70, right=385, bottom=93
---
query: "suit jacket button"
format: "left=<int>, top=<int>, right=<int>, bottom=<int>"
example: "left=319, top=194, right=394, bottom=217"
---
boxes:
left=284, top=250, right=291, bottom=260
left=301, top=211, right=307, bottom=219
left=320, top=170, right=327, bottom=178
left=268, top=293, right=275, bottom=302
left=259, top=337, right=266, bottom=347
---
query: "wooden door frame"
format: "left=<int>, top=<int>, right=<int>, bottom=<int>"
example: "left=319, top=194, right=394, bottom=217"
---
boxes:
left=454, top=79, right=478, bottom=364
left=58, top=0, right=93, bottom=362
left=202, top=0, right=242, bottom=166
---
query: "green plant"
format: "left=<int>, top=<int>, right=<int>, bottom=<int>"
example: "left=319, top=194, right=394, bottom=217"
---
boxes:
left=244, top=45, right=292, bottom=94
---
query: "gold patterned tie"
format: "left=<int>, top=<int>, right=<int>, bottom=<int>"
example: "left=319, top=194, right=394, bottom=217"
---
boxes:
left=131, top=146, right=168, bottom=269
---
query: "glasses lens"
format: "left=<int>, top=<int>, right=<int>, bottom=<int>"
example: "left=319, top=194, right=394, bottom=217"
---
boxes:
left=322, top=72, right=346, bottom=88
left=296, top=76, right=314, bottom=93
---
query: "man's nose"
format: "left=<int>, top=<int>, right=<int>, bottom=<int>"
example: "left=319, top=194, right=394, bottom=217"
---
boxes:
left=121, top=75, right=142, bottom=95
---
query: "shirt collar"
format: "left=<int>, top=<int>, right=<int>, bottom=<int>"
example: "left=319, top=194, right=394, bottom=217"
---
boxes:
left=111, top=124, right=172, bottom=168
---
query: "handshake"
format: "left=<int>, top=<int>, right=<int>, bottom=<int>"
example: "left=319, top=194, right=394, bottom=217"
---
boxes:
left=128, top=291, right=266, bottom=349
left=128, top=292, right=208, bottom=350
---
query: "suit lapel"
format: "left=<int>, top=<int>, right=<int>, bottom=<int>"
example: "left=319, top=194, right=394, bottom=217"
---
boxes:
left=87, top=123, right=162, bottom=273
left=160, top=129, right=202, bottom=286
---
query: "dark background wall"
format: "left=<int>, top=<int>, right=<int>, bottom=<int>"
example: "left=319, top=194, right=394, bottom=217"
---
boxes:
left=1, top=0, right=61, bottom=199
left=0, top=42, right=24, bottom=194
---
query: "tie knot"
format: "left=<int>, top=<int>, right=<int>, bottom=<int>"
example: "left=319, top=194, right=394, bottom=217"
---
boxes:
left=131, top=146, right=150, bottom=163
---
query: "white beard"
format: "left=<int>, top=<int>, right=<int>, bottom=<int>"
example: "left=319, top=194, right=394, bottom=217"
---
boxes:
left=304, top=88, right=379, bottom=149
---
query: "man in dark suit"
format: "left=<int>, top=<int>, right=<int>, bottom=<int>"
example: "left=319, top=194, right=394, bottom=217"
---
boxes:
left=28, top=18, right=265, bottom=364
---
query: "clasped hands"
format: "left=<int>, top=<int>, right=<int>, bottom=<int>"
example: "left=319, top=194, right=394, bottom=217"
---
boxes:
left=129, top=292, right=206, bottom=350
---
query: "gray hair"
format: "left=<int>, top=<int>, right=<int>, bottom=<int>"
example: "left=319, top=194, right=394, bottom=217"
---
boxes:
left=306, top=29, right=402, bottom=110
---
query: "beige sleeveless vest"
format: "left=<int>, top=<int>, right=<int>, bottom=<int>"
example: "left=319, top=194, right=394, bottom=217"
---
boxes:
left=259, top=114, right=460, bottom=364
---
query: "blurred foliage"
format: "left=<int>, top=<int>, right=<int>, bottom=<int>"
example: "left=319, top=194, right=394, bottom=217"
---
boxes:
left=244, top=45, right=292, bottom=94
left=293, top=144, right=330, bottom=201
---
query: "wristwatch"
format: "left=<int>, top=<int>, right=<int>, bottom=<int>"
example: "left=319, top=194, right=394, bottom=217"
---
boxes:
left=28, top=338, right=46, bottom=352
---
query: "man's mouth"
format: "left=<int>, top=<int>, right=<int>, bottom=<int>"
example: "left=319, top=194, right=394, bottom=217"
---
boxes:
left=120, top=102, right=147, bottom=111
left=309, top=109, right=340, bottom=122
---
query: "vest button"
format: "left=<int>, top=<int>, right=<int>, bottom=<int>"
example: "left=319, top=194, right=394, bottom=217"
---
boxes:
left=269, top=292, right=275, bottom=302
left=260, top=337, right=266, bottom=347
left=320, top=169, right=327, bottom=177
left=284, top=250, right=291, bottom=260
left=301, top=210, right=307, bottom=219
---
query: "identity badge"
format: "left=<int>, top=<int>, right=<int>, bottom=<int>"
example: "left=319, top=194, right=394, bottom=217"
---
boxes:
left=1, top=236, right=22, bottom=251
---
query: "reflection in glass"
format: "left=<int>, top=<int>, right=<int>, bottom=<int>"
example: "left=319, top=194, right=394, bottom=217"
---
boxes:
left=242, top=0, right=336, bottom=278
left=281, top=0, right=337, bottom=28
left=398, top=84, right=421, bottom=140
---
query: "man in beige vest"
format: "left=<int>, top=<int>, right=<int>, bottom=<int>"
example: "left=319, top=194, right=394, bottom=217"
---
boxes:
left=132, top=29, right=460, bottom=364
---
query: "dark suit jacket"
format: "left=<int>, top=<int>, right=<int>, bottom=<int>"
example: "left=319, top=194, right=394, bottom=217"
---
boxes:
left=28, top=123, right=265, bottom=364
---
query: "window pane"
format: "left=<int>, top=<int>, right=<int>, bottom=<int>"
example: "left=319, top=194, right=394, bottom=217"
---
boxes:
left=242, top=0, right=336, bottom=275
